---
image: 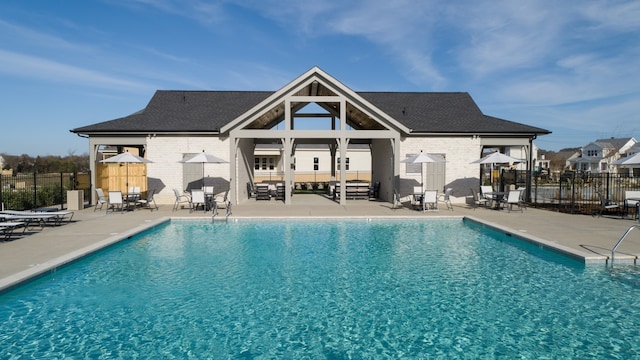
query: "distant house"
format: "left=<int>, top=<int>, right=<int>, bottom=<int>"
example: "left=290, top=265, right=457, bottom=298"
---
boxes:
left=616, top=142, right=640, bottom=176
left=569, top=137, right=637, bottom=173
left=71, top=67, right=550, bottom=206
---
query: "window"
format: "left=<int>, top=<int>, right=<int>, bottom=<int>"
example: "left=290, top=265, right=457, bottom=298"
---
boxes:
left=586, top=150, right=598, bottom=157
left=337, top=157, right=349, bottom=170
left=405, top=154, right=420, bottom=174
left=254, top=157, right=275, bottom=171
left=601, top=162, right=608, bottom=171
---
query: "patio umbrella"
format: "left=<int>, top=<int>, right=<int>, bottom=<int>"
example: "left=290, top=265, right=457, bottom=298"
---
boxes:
left=180, top=151, right=228, bottom=187
left=401, top=152, right=444, bottom=192
left=613, top=153, right=640, bottom=165
left=471, top=151, right=522, bottom=184
left=100, top=152, right=153, bottom=189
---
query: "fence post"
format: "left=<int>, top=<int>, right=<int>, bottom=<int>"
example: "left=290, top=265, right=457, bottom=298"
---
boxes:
left=571, top=172, right=577, bottom=214
left=60, top=172, right=65, bottom=210
left=33, top=168, right=37, bottom=209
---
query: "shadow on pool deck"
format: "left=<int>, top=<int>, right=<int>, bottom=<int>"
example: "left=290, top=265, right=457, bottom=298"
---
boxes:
left=1, top=194, right=639, bottom=290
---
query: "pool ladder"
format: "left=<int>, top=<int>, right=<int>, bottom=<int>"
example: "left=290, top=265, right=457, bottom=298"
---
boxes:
left=611, top=225, right=640, bottom=266
left=211, top=201, right=232, bottom=223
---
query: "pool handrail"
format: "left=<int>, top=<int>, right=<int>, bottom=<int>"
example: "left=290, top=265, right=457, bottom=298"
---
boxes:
left=611, top=225, right=640, bottom=266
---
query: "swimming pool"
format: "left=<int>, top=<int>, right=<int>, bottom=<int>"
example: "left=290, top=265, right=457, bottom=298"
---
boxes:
left=1, top=219, right=639, bottom=358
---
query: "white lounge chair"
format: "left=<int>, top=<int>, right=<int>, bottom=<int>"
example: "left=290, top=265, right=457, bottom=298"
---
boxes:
left=0, top=210, right=69, bottom=227
left=107, top=191, right=125, bottom=213
left=95, top=188, right=107, bottom=212
left=440, top=188, right=453, bottom=211
left=422, top=190, right=438, bottom=211
left=0, top=221, right=26, bottom=240
left=471, top=188, right=489, bottom=210
left=136, top=189, right=158, bottom=211
left=190, top=189, right=206, bottom=212
left=480, top=185, right=494, bottom=207
left=172, top=188, right=191, bottom=211
left=501, top=190, right=524, bottom=212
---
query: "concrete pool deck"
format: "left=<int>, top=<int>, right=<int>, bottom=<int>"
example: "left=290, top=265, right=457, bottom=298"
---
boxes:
left=1, top=194, right=640, bottom=291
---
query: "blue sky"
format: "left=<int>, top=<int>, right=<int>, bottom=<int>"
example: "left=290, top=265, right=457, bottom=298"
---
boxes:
left=1, top=0, right=639, bottom=156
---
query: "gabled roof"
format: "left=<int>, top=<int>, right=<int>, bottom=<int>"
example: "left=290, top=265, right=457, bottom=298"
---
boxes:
left=595, top=137, right=633, bottom=151
left=71, top=68, right=550, bottom=136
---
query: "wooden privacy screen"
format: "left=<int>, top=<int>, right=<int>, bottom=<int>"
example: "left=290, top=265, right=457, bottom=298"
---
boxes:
left=96, top=163, right=148, bottom=194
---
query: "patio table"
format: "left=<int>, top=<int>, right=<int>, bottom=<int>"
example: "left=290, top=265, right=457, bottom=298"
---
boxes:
left=486, top=192, right=506, bottom=210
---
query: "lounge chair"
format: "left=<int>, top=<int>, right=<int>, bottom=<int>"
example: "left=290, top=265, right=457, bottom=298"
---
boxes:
left=0, top=210, right=69, bottom=227
left=275, top=183, right=285, bottom=201
left=255, top=183, right=270, bottom=200
left=624, top=190, right=640, bottom=219
left=517, top=187, right=527, bottom=211
left=172, top=188, right=191, bottom=211
left=127, top=186, right=141, bottom=204
left=369, top=181, right=380, bottom=200
left=2, top=209, right=73, bottom=223
left=95, top=188, right=107, bottom=212
left=411, top=186, right=423, bottom=210
left=0, top=221, right=26, bottom=240
left=596, top=191, right=621, bottom=218
left=440, top=188, right=453, bottom=211
left=136, top=189, right=158, bottom=211
left=190, top=189, right=206, bottom=212
left=107, top=191, right=125, bottom=213
left=422, top=190, right=438, bottom=211
left=480, top=185, right=494, bottom=207
left=501, top=190, right=524, bottom=212
left=471, top=188, right=489, bottom=210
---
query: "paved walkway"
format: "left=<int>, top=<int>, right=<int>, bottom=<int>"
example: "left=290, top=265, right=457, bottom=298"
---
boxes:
left=1, top=195, right=639, bottom=291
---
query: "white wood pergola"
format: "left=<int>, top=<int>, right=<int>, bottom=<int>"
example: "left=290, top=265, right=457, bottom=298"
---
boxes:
left=222, top=67, right=409, bottom=205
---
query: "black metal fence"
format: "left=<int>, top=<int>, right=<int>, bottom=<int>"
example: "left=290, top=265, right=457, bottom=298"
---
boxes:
left=502, top=170, right=640, bottom=215
left=0, top=172, right=91, bottom=211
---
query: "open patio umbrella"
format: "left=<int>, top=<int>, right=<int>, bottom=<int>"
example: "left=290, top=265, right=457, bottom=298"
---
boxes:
left=100, top=152, right=153, bottom=189
left=471, top=151, right=522, bottom=184
left=180, top=151, right=228, bottom=187
left=401, top=152, right=444, bottom=192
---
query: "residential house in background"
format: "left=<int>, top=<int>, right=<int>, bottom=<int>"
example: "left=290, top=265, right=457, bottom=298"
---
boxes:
left=615, top=141, right=640, bottom=176
left=569, top=137, right=637, bottom=173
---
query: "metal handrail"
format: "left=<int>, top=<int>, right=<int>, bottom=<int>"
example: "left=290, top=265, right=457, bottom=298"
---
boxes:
left=611, top=225, right=640, bottom=266
left=211, top=201, right=232, bottom=223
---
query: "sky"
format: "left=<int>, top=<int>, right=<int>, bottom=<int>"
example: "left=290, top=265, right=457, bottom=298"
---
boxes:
left=1, top=0, right=639, bottom=156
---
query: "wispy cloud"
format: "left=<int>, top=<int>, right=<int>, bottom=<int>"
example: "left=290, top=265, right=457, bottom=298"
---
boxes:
left=0, top=49, right=151, bottom=91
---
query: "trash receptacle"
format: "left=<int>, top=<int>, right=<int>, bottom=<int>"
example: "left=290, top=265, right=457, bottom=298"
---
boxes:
left=67, top=190, right=84, bottom=211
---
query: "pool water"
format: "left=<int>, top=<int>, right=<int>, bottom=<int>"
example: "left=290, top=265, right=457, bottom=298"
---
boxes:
left=1, top=219, right=639, bottom=358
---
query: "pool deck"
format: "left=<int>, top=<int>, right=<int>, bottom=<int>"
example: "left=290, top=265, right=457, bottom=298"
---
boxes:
left=2, top=194, right=640, bottom=291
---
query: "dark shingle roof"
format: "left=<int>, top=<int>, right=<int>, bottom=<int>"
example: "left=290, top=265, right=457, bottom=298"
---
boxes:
left=71, top=90, right=550, bottom=135
left=72, top=91, right=272, bottom=133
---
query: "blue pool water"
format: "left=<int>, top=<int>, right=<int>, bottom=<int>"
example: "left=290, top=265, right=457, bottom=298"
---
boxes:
left=1, top=219, right=640, bottom=358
